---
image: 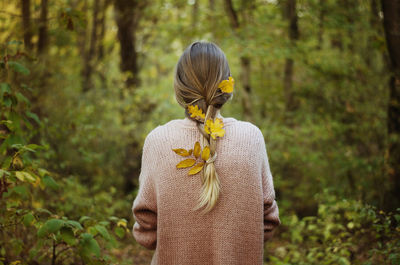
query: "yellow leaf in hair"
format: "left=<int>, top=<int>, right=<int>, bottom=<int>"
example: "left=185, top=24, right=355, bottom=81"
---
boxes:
left=172, top=148, right=191, bottom=157
left=188, top=149, right=193, bottom=156
left=201, top=146, right=210, bottom=161
left=218, top=76, right=234, bottom=93
left=188, top=105, right=205, bottom=120
left=193, top=141, right=201, bottom=158
left=188, top=162, right=205, bottom=175
left=176, top=158, right=196, bottom=168
left=204, top=118, right=225, bottom=140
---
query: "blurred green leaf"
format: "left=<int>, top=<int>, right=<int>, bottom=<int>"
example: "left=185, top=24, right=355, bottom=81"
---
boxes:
left=22, top=213, right=34, bottom=226
left=114, top=227, right=125, bottom=239
left=25, top=111, right=41, bottom=125
left=94, top=224, right=111, bottom=240
left=65, top=220, right=83, bottom=230
left=80, top=233, right=100, bottom=258
left=60, top=226, right=76, bottom=245
left=8, top=61, right=30, bottom=75
left=37, top=219, right=64, bottom=237
left=42, top=175, right=59, bottom=190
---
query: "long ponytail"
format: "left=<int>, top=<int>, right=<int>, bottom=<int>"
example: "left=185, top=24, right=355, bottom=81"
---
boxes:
left=174, top=41, right=233, bottom=214
left=192, top=105, right=221, bottom=214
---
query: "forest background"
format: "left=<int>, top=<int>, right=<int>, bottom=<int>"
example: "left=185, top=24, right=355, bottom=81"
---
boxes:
left=1, top=0, right=400, bottom=264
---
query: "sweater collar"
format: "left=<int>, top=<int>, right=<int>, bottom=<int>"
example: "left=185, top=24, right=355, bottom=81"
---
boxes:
left=182, top=115, right=237, bottom=127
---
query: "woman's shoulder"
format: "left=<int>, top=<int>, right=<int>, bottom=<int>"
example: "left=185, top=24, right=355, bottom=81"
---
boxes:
left=143, top=117, right=265, bottom=146
left=162, top=116, right=261, bottom=131
left=141, top=118, right=185, bottom=146
left=220, top=118, right=264, bottom=140
left=234, top=119, right=263, bottom=134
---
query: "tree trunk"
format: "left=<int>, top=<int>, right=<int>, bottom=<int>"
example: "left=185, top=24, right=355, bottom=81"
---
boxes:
left=343, top=0, right=356, bottom=52
left=97, top=0, right=109, bottom=87
left=283, top=58, right=295, bottom=111
left=76, top=0, right=88, bottom=61
left=366, top=0, right=380, bottom=66
left=209, top=0, right=215, bottom=11
left=114, top=0, right=143, bottom=88
left=29, top=0, right=49, bottom=124
left=240, top=57, right=253, bottom=119
left=82, top=0, right=100, bottom=92
left=224, top=0, right=239, bottom=28
left=283, top=0, right=299, bottom=113
left=37, top=0, right=48, bottom=54
left=381, top=0, right=400, bottom=211
left=317, top=0, right=325, bottom=49
left=191, top=0, right=199, bottom=28
left=224, top=0, right=253, bottom=121
left=21, top=0, right=32, bottom=50
left=113, top=0, right=147, bottom=193
left=98, top=0, right=108, bottom=60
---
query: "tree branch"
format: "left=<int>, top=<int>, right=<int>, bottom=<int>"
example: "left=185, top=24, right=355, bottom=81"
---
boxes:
left=224, top=0, right=240, bottom=29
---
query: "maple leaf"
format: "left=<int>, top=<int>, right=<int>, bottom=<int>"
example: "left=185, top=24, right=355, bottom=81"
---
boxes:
left=187, top=105, right=205, bottom=121
left=204, top=118, right=225, bottom=140
left=218, top=76, right=234, bottom=93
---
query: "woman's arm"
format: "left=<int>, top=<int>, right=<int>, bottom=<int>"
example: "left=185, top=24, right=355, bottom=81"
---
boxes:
left=259, top=132, right=281, bottom=242
left=132, top=133, right=158, bottom=250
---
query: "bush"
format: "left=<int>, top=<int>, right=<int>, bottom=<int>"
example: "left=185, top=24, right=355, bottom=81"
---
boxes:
left=267, top=190, right=400, bottom=265
left=0, top=54, right=129, bottom=264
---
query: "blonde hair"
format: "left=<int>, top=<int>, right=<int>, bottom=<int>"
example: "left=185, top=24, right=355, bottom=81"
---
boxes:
left=174, top=41, right=233, bottom=214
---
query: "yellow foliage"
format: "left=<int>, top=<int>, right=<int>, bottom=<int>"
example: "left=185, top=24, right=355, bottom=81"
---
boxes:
left=201, top=146, right=210, bottom=161
left=12, top=156, right=24, bottom=169
left=218, top=76, right=234, bottom=93
left=188, top=162, right=205, bottom=175
left=173, top=118, right=224, bottom=174
left=117, top=219, right=127, bottom=228
left=172, top=148, right=191, bottom=157
left=187, top=105, right=205, bottom=121
left=193, top=141, right=201, bottom=158
left=172, top=141, right=214, bottom=175
left=176, top=158, right=196, bottom=168
left=204, top=118, right=225, bottom=140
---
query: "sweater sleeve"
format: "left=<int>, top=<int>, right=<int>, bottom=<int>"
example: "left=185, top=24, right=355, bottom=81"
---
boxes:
left=258, top=131, right=281, bottom=242
left=132, top=132, right=158, bottom=250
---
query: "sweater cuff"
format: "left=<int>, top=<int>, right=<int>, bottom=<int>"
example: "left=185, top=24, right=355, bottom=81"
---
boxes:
left=264, top=199, right=281, bottom=242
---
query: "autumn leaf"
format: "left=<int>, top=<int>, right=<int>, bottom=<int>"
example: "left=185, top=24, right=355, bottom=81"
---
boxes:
left=187, top=105, right=205, bottom=121
left=193, top=141, right=201, bottom=158
left=204, top=118, right=225, bottom=140
left=176, top=159, right=196, bottom=168
left=201, top=146, right=210, bottom=161
left=188, top=162, right=204, bottom=175
left=172, top=148, right=191, bottom=157
left=218, top=76, right=234, bottom=93
left=12, top=156, right=24, bottom=169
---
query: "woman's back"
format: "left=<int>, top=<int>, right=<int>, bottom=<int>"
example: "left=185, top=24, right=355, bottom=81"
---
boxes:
left=132, top=116, right=281, bottom=264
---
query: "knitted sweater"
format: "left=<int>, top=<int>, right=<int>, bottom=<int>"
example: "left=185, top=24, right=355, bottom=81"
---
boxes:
left=131, top=116, right=281, bottom=265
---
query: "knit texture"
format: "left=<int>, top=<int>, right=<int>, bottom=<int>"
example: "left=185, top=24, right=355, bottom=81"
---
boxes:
left=132, top=116, right=281, bottom=265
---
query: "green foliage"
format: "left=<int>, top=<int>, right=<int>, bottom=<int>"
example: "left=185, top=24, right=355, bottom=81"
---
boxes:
left=266, top=191, right=400, bottom=265
left=0, top=52, right=130, bottom=264
left=0, top=0, right=397, bottom=263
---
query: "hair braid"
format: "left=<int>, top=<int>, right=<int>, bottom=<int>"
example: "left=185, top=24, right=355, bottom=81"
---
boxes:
left=174, top=41, right=233, bottom=214
left=192, top=105, right=221, bottom=214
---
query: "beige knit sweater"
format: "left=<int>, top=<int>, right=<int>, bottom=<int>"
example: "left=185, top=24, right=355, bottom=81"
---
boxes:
left=131, top=116, right=281, bottom=265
